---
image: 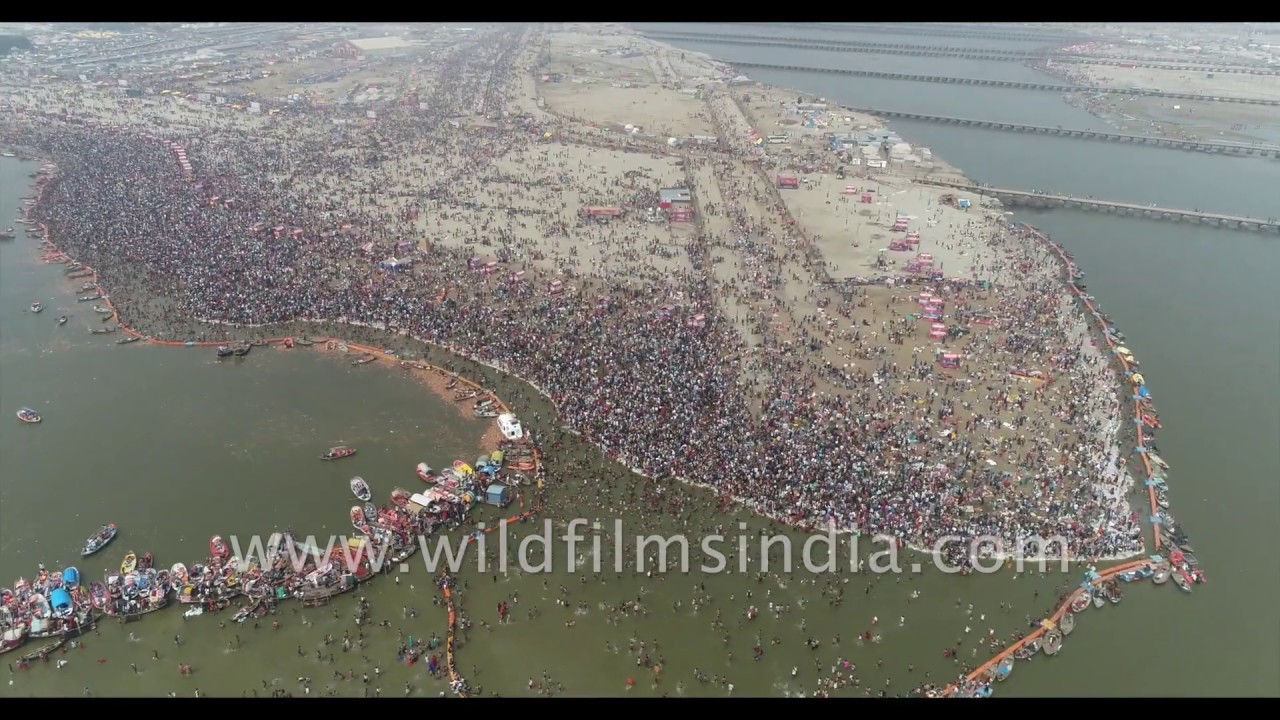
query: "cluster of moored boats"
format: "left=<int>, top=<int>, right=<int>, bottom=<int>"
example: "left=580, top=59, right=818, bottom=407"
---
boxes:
left=2, top=413, right=542, bottom=665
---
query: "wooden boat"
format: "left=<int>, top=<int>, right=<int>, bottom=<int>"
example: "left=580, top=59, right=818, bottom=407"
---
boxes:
left=1041, top=629, right=1063, bottom=656
left=18, top=636, right=67, bottom=663
left=30, top=301, right=43, bottom=313
left=210, top=535, right=230, bottom=560
left=17, top=407, right=41, bottom=424
left=391, top=487, right=411, bottom=507
left=350, top=476, right=372, bottom=502
left=321, top=446, right=356, bottom=461
left=77, top=294, right=102, bottom=302
left=0, top=627, right=28, bottom=655
left=350, top=506, right=365, bottom=530
left=1151, top=563, right=1169, bottom=584
left=1012, top=638, right=1039, bottom=660
left=92, top=305, right=112, bottom=314
left=1059, top=612, right=1075, bottom=635
left=295, top=337, right=315, bottom=346
left=1091, top=592, right=1105, bottom=609
left=116, top=336, right=141, bottom=345
left=120, top=552, right=137, bottom=575
left=416, top=462, right=436, bottom=483
left=139, top=552, right=154, bottom=570
left=351, top=353, right=376, bottom=366
left=233, top=344, right=251, bottom=357
left=82, top=524, right=118, bottom=556
left=363, top=502, right=377, bottom=521
left=215, top=345, right=234, bottom=358
left=444, top=376, right=459, bottom=390
left=89, top=327, right=116, bottom=335
left=454, top=389, right=479, bottom=401
left=474, top=408, right=498, bottom=418
left=1172, top=569, right=1193, bottom=592
left=57, top=315, right=67, bottom=325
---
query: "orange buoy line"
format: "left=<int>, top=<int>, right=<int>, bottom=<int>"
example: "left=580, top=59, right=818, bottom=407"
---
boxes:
left=938, top=224, right=1195, bottom=697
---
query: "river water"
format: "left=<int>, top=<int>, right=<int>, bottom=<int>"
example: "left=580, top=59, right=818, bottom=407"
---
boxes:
left=2, top=25, right=1277, bottom=697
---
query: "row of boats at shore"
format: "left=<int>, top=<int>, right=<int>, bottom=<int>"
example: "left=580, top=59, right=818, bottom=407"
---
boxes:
left=2, top=413, right=541, bottom=664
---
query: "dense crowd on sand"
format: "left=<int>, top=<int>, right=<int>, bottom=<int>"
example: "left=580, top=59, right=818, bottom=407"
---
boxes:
left=2, top=31, right=1143, bottom=567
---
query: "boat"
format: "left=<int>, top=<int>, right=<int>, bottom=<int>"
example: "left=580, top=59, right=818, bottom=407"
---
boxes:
left=16, top=407, right=41, bottom=424
left=183, top=607, right=204, bottom=619
left=1012, top=638, right=1039, bottom=660
left=1091, top=593, right=1105, bottom=609
left=475, top=408, right=498, bottom=419
left=1172, top=570, right=1193, bottom=592
left=77, top=294, right=102, bottom=302
left=139, top=552, right=154, bottom=570
left=351, top=353, right=376, bottom=366
left=81, top=522, right=119, bottom=557
left=1178, top=543, right=1196, bottom=554
left=391, top=487, right=411, bottom=507
left=116, top=335, right=141, bottom=345
left=30, top=301, right=42, bottom=313
left=993, top=656, right=1014, bottom=682
left=350, top=476, right=372, bottom=502
left=1152, top=564, right=1170, bottom=584
left=215, top=345, right=233, bottom=358
left=57, top=315, right=67, bottom=325
left=295, top=337, right=315, bottom=346
left=233, top=344, right=251, bottom=357
left=88, top=582, right=108, bottom=610
left=350, top=506, right=365, bottom=530
left=63, top=567, right=80, bottom=588
left=89, top=327, right=116, bottom=334
left=0, top=627, right=28, bottom=656
left=1149, top=452, right=1170, bottom=470
left=321, top=446, right=356, bottom=461
left=1041, top=629, right=1063, bottom=656
left=497, top=413, right=524, bottom=441
left=1059, top=612, right=1075, bottom=635
left=210, top=535, right=230, bottom=559
left=363, top=502, right=377, bottom=521
left=120, top=552, right=137, bottom=575
left=92, top=305, right=112, bottom=314
left=454, top=389, right=479, bottom=401
left=416, top=462, right=436, bottom=483
left=18, top=636, right=66, bottom=663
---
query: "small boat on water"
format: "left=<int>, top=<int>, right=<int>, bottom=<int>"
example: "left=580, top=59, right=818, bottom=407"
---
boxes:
left=1041, top=629, right=1063, bottom=656
left=350, top=506, right=365, bottom=530
left=1059, top=612, right=1075, bottom=635
left=81, top=524, right=118, bottom=556
left=120, top=551, right=137, bottom=575
left=30, top=301, right=42, bottom=313
left=233, top=344, right=251, bottom=357
left=63, top=567, right=80, bottom=588
left=391, top=487, right=411, bottom=507
left=363, top=502, right=377, bottom=521
left=170, top=563, right=188, bottom=584
left=117, top=336, right=141, bottom=345
left=16, top=407, right=41, bottom=424
left=1172, top=569, right=1193, bottom=592
left=321, top=446, right=357, bottom=461
left=350, top=476, right=372, bottom=502
left=1, top=627, right=29, bottom=655
left=57, top=315, right=67, bottom=325
left=416, top=462, right=436, bottom=483
left=216, top=345, right=234, bottom=358
left=295, top=337, right=315, bottom=346
left=92, top=305, right=112, bottom=314
left=77, top=294, right=102, bottom=302
left=210, top=535, right=231, bottom=559
left=351, top=353, right=376, bottom=366
left=1152, top=565, right=1170, bottom=584
left=1091, top=592, right=1105, bottom=609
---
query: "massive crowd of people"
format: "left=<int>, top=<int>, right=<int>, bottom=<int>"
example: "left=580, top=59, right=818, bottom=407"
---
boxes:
left=2, top=30, right=1144, bottom=567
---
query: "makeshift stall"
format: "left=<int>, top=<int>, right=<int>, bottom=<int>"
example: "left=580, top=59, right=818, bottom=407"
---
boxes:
left=938, top=352, right=961, bottom=369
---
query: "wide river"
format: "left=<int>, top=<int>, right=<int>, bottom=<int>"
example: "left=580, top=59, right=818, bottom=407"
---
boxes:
left=1, top=25, right=1277, bottom=697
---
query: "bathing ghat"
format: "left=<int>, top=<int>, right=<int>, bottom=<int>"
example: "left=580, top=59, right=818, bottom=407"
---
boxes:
left=728, top=62, right=1280, bottom=106
left=917, top=180, right=1280, bottom=233
left=851, top=108, right=1280, bottom=157
left=642, top=32, right=1280, bottom=76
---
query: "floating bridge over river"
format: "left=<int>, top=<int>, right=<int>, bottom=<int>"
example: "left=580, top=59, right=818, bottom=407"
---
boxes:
left=643, top=32, right=1280, bottom=76
left=727, top=62, right=1280, bottom=107
left=917, top=180, right=1280, bottom=233
left=850, top=108, right=1280, bottom=157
